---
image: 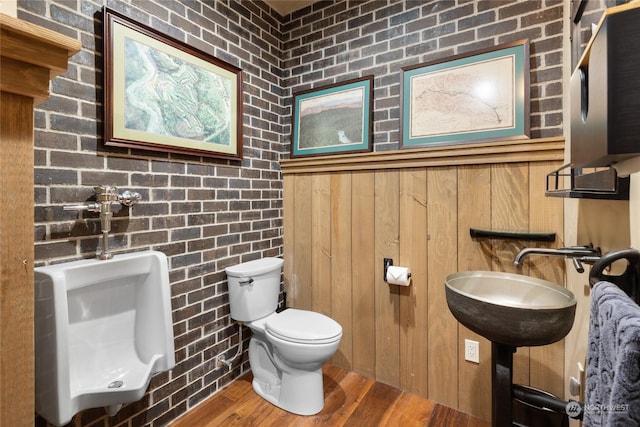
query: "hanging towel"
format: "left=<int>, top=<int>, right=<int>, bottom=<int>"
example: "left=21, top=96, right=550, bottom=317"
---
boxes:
left=584, top=281, right=640, bottom=427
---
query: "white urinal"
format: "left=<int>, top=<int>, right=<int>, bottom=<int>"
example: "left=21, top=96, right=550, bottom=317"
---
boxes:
left=34, top=250, right=175, bottom=426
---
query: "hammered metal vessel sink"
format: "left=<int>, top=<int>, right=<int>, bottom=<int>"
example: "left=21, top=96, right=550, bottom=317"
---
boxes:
left=445, top=271, right=577, bottom=347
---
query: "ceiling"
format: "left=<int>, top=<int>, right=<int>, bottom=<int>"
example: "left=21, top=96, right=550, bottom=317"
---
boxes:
left=263, top=0, right=318, bottom=15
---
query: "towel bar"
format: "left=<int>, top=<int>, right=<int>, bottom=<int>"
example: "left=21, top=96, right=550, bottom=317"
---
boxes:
left=589, top=248, right=640, bottom=304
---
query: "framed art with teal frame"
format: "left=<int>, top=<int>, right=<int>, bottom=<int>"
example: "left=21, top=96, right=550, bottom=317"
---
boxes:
left=400, top=39, right=530, bottom=148
left=291, top=76, right=374, bottom=158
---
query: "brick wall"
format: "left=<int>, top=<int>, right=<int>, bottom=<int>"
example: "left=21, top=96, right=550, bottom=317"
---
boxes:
left=281, top=0, right=565, bottom=152
left=23, top=1, right=284, bottom=425
left=20, top=0, right=566, bottom=426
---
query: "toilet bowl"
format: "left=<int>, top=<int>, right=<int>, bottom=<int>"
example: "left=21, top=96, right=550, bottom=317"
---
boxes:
left=225, top=258, right=342, bottom=415
left=34, top=250, right=175, bottom=426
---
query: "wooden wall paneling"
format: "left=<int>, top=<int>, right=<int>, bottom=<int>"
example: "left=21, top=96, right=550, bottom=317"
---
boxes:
left=426, top=167, right=459, bottom=408
left=456, top=165, right=492, bottom=422
left=1, top=92, right=35, bottom=427
left=283, top=176, right=295, bottom=306
left=311, top=175, right=332, bottom=315
left=373, top=170, right=400, bottom=386
left=528, top=316, right=565, bottom=398
left=398, top=168, right=429, bottom=396
left=0, top=15, right=80, bottom=426
left=350, top=171, right=376, bottom=377
left=490, top=163, right=530, bottom=272
left=281, top=139, right=567, bottom=413
left=527, top=161, right=565, bottom=397
left=0, top=57, right=50, bottom=102
left=490, top=163, right=531, bottom=386
left=330, top=172, right=353, bottom=370
left=292, top=174, right=313, bottom=309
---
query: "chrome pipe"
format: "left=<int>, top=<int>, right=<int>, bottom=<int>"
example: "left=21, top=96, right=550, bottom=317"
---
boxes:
left=63, top=186, right=142, bottom=260
left=513, top=245, right=601, bottom=273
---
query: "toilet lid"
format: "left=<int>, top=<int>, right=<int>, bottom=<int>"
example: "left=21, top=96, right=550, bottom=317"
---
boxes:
left=265, top=309, right=342, bottom=344
left=225, top=257, right=283, bottom=278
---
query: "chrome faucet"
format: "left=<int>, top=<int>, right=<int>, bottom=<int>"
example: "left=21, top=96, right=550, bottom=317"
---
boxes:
left=64, top=186, right=142, bottom=260
left=513, top=244, right=601, bottom=273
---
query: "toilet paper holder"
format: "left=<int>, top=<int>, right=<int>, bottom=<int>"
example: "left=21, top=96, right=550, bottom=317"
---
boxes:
left=383, top=258, right=412, bottom=282
left=384, top=258, right=393, bottom=281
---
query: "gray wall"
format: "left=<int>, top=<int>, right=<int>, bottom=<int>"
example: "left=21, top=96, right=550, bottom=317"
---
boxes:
left=24, top=1, right=283, bottom=425
left=21, top=1, right=565, bottom=425
left=282, top=0, right=564, bottom=152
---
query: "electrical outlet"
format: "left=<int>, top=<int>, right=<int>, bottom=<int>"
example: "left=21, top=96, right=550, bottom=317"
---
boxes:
left=464, top=339, right=480, bottom=363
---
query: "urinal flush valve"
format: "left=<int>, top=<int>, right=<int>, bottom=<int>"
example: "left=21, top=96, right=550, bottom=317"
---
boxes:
left=63, top=186, right=142, bottom=260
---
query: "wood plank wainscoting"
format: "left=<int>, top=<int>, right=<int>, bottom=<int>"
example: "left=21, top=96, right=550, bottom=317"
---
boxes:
left=280, top=137, right=566, bottom=422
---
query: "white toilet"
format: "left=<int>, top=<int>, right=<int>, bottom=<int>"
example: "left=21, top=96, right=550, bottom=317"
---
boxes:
left=34, top=250, right=175, bottom=426
left=225, top=257, right=342, bottom=416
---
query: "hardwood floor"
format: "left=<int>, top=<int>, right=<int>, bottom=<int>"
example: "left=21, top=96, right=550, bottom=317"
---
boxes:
left=170, top=364, right=491, bottom=426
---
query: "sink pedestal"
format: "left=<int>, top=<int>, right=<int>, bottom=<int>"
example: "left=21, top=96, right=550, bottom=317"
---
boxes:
left=491, top=343, right=515, bottom=427
left=491, top=342, right=575, bottom=427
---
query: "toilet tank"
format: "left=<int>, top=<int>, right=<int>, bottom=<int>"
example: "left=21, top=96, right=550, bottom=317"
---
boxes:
left=225, top=257, right=284, bottom=321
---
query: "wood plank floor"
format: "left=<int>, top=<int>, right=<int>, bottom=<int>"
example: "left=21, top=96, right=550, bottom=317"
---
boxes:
left=170, top=364, right=491, bottom=426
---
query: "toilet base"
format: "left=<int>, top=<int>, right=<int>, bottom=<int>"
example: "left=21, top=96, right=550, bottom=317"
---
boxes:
left=244, top=309, right=342, bottom=417
left=252, top=367, right=324, bottom=416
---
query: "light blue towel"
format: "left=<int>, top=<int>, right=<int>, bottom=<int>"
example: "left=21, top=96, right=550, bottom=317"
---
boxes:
left=584, top=281, right=640, bottom=427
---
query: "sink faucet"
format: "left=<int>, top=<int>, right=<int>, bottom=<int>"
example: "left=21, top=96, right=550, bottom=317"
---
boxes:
left=513, top=244, right=601, bottom=273
left=64, top=186, right=142, bottom=260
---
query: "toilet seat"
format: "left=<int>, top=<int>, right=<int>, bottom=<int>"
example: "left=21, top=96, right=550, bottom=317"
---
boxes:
left=265, top=309, right=342, bottom=344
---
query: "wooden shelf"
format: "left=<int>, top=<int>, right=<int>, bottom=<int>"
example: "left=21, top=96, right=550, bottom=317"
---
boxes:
left=0, top=12, right=82, bottom=104
left=280, top=137, right=565, bottom=174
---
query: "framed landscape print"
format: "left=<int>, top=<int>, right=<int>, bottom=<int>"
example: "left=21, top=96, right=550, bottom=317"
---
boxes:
left=291, top=76, right=374, bottom=158
left=103, top=8, right=243, bottom=160
left=400, top=39, right=530, bottom=148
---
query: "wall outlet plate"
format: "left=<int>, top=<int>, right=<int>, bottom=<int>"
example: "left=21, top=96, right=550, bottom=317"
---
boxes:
left=464, top=339, right=480, bottom=363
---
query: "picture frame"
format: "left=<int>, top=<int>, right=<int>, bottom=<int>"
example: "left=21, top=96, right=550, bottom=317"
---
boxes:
left=291, top=76, right=374, bottom=158
left=103, top=8, right=243, bottom=160
left=400, top=39, right=530, bottom=149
